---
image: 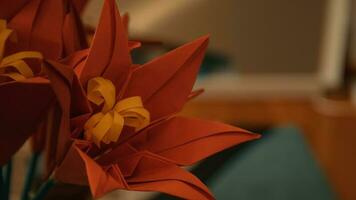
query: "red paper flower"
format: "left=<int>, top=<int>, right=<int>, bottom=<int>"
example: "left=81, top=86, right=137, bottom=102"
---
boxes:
left=43, top=0, right=261, bottom=199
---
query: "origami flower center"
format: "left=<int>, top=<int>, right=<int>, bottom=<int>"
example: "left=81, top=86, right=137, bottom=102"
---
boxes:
left=84, top=77, right=150, bottom=146
left=0, top=19, right=42, bottom=82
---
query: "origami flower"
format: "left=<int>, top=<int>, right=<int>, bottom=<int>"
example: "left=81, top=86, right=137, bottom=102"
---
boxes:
left=0, top=0, right=87, bottom=165
left=41, top=0, right=261, bottom=199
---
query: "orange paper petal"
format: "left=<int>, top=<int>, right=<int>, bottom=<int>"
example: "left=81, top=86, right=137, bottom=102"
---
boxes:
left=131, top=116, right=260, bottom=165
left=9, top=0, right=87, bottom=59
left=79, top=0, right=131, bottom=91
left=54, top=142, right=91, bottom=185
left=58, top=144, right=215, bottom=199
left=123, top=36, right=209, bottom=120
left=121, top=151, right=215, bottom=200
left=62, top=3, right=88, bottom=56
left=42, top=60, right=74, bottom=173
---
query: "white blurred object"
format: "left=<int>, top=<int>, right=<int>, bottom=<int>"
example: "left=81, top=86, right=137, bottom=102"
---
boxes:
left=318, top=0, right=351, bottom=89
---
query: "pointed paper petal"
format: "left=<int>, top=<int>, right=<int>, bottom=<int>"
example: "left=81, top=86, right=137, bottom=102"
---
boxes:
left=9, top=0, right=64, bottom=59
left=76, top=146, right=126, bottom=198
left=0, top=78, right=54, bottom=165
left=62, top=3, right=88, bottom=56
left=121, top=152, right=215, bottom=200
left=89, top=148, right=214, bottom=199
left=62, top=49, right=89, bottom=69
left=54, top=143, right=90, bottom=185
left=45, top=72, right=91, bottom=173
left=101, top=0, right=132, bottom=89
left=80, top=0, right=131, bottom=90
left=56, top=142, right=128, bottom=197
left=130, top=116, right=260, bottom=166
left=9, top=0, right=86, bottom=59
left=123, top=35, right=209, bottom=120
left=8, top=0, right=41, bottom=51
left=41, top=72, right=90, bottom=175
left=43, top=60, right=74, bottom=171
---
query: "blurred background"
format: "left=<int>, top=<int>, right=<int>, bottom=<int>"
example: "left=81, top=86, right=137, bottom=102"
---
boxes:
left=86, top=0, right=356, bottom=199
left=11, top=0, right=356, bottom=199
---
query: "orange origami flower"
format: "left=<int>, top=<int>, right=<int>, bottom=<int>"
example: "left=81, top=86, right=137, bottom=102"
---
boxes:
left=42, top=0, right=260, bottom=199
left=0, top=0, right=87, bottom=165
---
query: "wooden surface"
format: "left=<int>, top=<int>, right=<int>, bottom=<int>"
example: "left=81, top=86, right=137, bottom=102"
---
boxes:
left=181, top=97, right=356, bottom=200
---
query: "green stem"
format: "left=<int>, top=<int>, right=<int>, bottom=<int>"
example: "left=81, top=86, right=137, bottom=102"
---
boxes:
left=21, top=153, right=40, bottom=200
left=0, top=166, right=4, bottom=199
left=3, top=160, right=12, bottom=200
left=32, top=179, right=55, bottom=200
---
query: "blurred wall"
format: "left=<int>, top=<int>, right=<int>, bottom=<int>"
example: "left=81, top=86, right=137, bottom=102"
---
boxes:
left=84, top=0, right=326, bottom=74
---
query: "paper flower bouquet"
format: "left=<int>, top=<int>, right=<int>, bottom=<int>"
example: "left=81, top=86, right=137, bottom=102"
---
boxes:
left=0, top=0, right=260, bottom=199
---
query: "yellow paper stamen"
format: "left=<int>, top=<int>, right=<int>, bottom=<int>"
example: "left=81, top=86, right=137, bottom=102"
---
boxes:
left=0, top=19, right=42, bottom=81
left=84, top=77, right=150, bottom=147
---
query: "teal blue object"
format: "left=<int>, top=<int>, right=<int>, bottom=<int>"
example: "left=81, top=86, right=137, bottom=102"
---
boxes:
left=209, top=126, right=336, bottom=200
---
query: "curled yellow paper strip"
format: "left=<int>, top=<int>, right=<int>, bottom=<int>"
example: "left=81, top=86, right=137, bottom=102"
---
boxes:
left=84, top=77, right=150, bottom=146
left=0, top=19, right=42, bottom=81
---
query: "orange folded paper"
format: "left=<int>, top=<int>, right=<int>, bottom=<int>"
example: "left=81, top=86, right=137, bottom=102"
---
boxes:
left=42, top=0, right=261, bottom=199
left=0, top=0, right=28, bottom=20
left=8, top=0, right=87, bottom=59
